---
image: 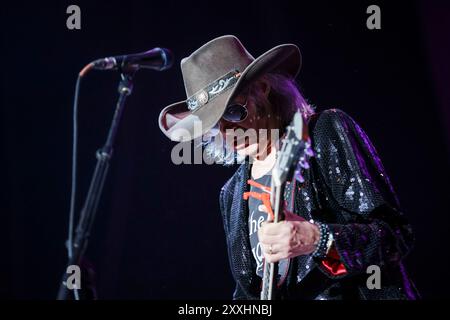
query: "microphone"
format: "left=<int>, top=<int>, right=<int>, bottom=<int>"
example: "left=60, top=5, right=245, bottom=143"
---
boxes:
left=91, top=47, right=174, bottom=71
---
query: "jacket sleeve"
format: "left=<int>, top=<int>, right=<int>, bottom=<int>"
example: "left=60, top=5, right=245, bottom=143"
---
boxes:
left=311, top=109, right=414, bottom=278
left=219, top=173, right=257, bottom=300
left=232, top=283, right=249, bottom=300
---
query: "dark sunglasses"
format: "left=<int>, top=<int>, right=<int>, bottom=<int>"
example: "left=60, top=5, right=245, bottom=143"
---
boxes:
left=222, top=99, right=248, bottom=123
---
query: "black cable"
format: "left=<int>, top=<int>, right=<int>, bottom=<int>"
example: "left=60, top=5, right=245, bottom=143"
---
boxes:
left=67, top=75, right=81, bottom=261
left=65, top=63, right=93, bottom=300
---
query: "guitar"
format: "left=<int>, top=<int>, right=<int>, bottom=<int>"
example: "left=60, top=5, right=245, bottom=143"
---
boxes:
left=260, top=110, right=313, bottom=300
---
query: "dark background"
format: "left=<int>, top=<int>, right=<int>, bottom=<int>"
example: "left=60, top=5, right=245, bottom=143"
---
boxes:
left=2, top=0, right=449, bottom=299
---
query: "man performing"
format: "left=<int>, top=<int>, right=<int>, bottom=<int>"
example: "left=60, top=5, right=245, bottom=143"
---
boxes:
left=158, top=35, right=419, bottom=300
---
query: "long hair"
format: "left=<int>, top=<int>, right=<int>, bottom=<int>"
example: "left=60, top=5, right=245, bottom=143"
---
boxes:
left=201, top=73, right=314, bottom=166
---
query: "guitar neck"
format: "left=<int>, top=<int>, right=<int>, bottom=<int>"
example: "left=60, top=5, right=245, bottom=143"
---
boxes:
left=271, top=183, right=284, bottom=223
left=261, top=183, right=285, bottom=300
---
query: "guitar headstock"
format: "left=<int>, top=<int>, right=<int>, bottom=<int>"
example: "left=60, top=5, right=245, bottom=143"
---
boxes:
left=271, top=111, right=314, bottom=188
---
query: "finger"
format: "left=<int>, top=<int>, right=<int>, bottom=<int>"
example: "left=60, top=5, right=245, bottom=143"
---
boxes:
left=265, top=252, right=285, bottom=263
left=260, top=222, right=285, bottom=236
left=258, top=230, right=284, bottom=248
left=260, top=219, right=275, bottom=231
left=261, top=242, right=275, bottom=255
left=261, top=243, right=283, bottom=257
left=258, top=233, right=283, bottom=245
left=264, top=219, right=297, bottom=236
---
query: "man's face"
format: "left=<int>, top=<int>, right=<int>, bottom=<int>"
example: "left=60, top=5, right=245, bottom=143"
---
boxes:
left=218, top=83, right=278, bottom=158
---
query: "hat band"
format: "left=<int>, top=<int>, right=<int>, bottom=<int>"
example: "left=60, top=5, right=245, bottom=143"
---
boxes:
left=186, top=70, right=241, bottom=111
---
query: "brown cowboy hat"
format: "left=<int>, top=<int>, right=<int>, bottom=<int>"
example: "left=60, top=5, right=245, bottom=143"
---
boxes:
left=158, top=35, right=301, bottom=142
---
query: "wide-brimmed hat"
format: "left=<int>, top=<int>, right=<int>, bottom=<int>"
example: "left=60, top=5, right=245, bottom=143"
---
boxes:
left=158, top=35, right=301, bottom=142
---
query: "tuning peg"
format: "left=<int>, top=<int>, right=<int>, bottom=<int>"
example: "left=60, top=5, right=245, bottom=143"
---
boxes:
left=295, top=170, right=305, bottom=183
left=299, top=158, right=310, bottom=169
left=304, top=139, right=314, bottom=157
left=305, top=146, right=314, bottom=157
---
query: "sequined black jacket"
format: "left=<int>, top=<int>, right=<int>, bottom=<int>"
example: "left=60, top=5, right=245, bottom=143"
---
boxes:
left=219, top=109, right=419, bottom=300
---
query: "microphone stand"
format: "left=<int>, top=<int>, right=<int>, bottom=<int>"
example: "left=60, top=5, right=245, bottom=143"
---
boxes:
left=57, top=67, right=136, bottom=300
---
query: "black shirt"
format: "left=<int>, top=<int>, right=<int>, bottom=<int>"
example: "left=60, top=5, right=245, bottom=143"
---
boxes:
left=247, top=173, right=289, bottom=282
